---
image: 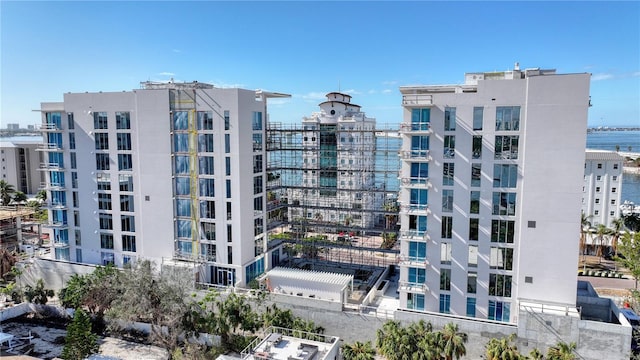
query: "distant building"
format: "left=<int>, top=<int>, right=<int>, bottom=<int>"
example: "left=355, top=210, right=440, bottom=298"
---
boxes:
left=6, top=123, right=20, bottom=130
left=397, top=65, right=590, bottom=322
left=39, top=81, right=288, bottom=287
left=0, top=139, right=44, bottom=194
left=582, top=149, right=624, bottom=227
left=27, top=125, right=35, bottom=130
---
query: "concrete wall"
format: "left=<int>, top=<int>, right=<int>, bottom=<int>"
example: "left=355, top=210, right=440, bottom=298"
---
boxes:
left=17, top=258, right=99, bottom=291
left=268, top=293, right=343, bottom=312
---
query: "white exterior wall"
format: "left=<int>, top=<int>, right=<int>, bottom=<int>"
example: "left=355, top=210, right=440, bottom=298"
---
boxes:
left=0, top=142, right=42, bottom=195
left=398, top=70, right=590, bottom=323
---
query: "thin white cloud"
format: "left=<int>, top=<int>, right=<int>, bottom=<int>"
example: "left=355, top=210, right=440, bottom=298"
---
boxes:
left=382, top=80, right=398, bottom=86
left=296, top=92, right=326, bottom=100
left=158, top=72, right=175, bottom=77
left=368, top=89, right=377, bottom=94
left=343, top=89, right=361, bottom=95
left=267, top=98, right=290, bottom=106
left=382, top=89, right=392, bottom=94
left=211, top=81, right=245, bottom=88
left=172, top=49, right=181, bottom=53
left=592, top=73, right=614, bottom=81
left=632, top=72, right=640, bottom=77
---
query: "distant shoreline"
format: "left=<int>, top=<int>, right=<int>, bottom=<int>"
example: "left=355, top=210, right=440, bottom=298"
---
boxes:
left=624, top=167, right=640, bottom=175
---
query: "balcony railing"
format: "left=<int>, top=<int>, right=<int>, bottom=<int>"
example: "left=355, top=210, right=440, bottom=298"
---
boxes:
left=36, top=143, right=63, bottom=151
left=398, top=255, right=428, bottom=266
left=402, top=94, right=433, bottom=106
left=399, top=281, right=428, bottom=292
left=52, top=241, right=70, bottom=248
left=399, top=122, right=433, bottom=134
left=399, top=177, right=431, bottom=188
left=400, top=230, right=429, bottom=241
left=39, top=163, right=64, bottom=170
left=44, top=201, right=67, bottom=209
left=44, top=221, right=68, bottom=228
left=399, top=204, right=431, bottom=215
left=398, top=150, right=431, bottom=160
left=40, top=182, right=65, bottom=190
left=40, top=123, right=62, bottom=132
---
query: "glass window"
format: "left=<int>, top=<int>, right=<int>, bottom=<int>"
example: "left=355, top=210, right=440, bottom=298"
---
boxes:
left=122, top=235, right=136, bottom=252
left=174, top=156, right=189, bottom=174
left=98, top=193, right=112, bottom=210
left=489, top=274, right=512, bottom=297
left=99, top=213, right=113, bottom=230
left=227, top=202, right=232, bottom=220
left=494, top=135, right=519, bottom=159
left=492, top=220, right=515, bottom=243
left=488, top=300, right=511, bottom=322
left=472, top=136, right=482, bottom=159
left=408, top=267, right=426, bottom=284
left=253, top=134, right=263, bottom=151
left=441, top=216, right=452, bottom=239
left=174, top=134, right=189, bottom=153
left=93, top=112, right=108, bottom=129
left=254, top=155, right=263, bottom=173
left=226, top=179, right=231, bottom=198
left=490, top=247, right=514, bottom=270
left=116, top=112, right=131, bottom=129
left=70, top=152, right=77, bottom=169
left=95, top=133, right=109, bottom=150
left=254, top=176, right=263, bottom=194
left=444, top=107, right=456, bottom=131
left=470, top=191, right=480, bottom=214
left=254, top=196, right=263, bottom=214
left=442, top=189, right=453, bottom=212
left=224, top=110, right=230, bottom=130
left=198, top=156, right=214, bottom=175
left=440, top=243, right=451, bottom=265
left=176, top=199, right=191, bottom=217
left=443, top=163, right=454, bottom=186
left=409, top=189, right=428, bottom=207
left=175, top=177, right=190, bottom=195
left=199, top=178, right=215, bottom=197
left=467, top=272, right=477, bottom=293
left=119, top=174, right=133, bottom=192
left=225, top=157, right=231, bottom=176
left=411, top=108, right=431, bottom=130
left=69, top=133, right=76, bottom=150
left=173, top=111, right=188, bottom=130
left=469, top=218, right=479, bottom=241
left=473, top=107, right=483, bottom=130
left=471, top=164, right=481, bottom=187
left=495, top=106, right=520, bottom=131
left=492, top=192, right=517, bottom=216
left=252, top=112, right=263, bottom=130
left=200, top=200, right=215, bottom=219
left=411, top=135, right=429, bottom=157
left=410, top=163, right=429, bottom=181
left=71, top=172, right=78, bottom=188
left=121, top=215, right=135, bottom=232
left=254, top=218, right=264, bottom=236
left=100, top=233, right=114, bottom=249
left=67, top=113, right=75, bottom=129
left=201, top=222, right=216, bottom=241
left=439, top=294, right=451, bottom=314
left=120, top=195, right=134, bottom=212
left=444, top=135, right=455, bottom=158
left=225, top=134, right=231, bottom=153
left=408, top=241, right=426, bottom=261
left=197, top=111, right=213, bottom=130
left=176, top=220, right=191, bottom=238
left=467, top=297, right=476, bottom=317
left=118, top=154, right=133, bottom=171
left=493, top=164, right=518, bottom=188
left=408, top=215, right=427, bottom=234
left=198, top=134, right=214, bottom=152
left=407, top=293, right=425, bottom=311
left=117, top=133, right=132, bottom=150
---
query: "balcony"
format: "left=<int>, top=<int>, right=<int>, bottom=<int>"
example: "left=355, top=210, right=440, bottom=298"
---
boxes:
left=398, top=255, right=428, bottom=266
left=399, top=122, right=432, bottom=135
left=44, top=221, right=68, bottom=229
left=399, top=177, right=431, bottom=189
left=52, top=241, right=70, bottom=248
left=400, top=230, right=429, bottom=242
left=399, top=204, right=431, bottom=215
left=399, top=281, right=428, bottom=292
left=398, top=150, right=431, bottom=161
left=40, top=123, right=62, bottom=132
left=402, top=94, right=433, bottom=106
left=40, top=182, right=65, bottom=191
left=44, top=201, right=67, bottom=210
left=38, top=163, right=64, bottom=171
left=36, top=143, right=63, bottom=152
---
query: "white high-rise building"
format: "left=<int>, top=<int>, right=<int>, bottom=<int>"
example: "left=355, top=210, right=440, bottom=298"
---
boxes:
left=0, top=139, right=43, bottom=195
left=582, top=149, right=624, bottom=227
left=397, top=66, right=590, bottom=323
left=39, top=81, right=289, bottom=286
left=287, top=92, right=383, bottom=230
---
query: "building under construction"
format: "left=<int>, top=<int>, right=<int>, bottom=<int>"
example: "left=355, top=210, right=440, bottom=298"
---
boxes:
left=266, top=92, right=402, bottom=269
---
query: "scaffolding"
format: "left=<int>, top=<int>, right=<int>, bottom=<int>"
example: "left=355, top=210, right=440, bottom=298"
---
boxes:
left=266, top=122, right=402, bottom=269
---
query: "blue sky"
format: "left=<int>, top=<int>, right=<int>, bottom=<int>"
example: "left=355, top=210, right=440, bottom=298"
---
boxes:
left=2, top=1, right=639, bottom=128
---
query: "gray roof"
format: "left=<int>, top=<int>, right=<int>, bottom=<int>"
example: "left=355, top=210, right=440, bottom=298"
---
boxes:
left=585, top=149, right=624, bottom=161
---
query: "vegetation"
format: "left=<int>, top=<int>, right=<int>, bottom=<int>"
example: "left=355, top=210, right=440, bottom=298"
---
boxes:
left=0, top=180, right=16, bottom=205
left=61, top=309, right=99, bottom=360
left=546, top=341, right=576, bottom=360
left=484, top=334, right=524, bottom=360
left=24, top=278, right=54, bottom=305
left=376, top=320, right=467, bottom=360
left=342, top=340, right=376, bottom=360
left=615, top=231, right=640, bottom=289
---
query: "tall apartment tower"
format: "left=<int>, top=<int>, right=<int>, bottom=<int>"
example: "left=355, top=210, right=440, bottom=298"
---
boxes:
left=0, top=139, right=43, bottom=194
left=287, top=92, right=382, bottom=230
left=397, top=66, right=590, bottom=323
left=39, top=81, right=288, bottom=287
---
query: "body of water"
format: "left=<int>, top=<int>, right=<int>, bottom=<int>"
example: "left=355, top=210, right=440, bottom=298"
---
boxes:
left=587, top=130, right=640, bottom=205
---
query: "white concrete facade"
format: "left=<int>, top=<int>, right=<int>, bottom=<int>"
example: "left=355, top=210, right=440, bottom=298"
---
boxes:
left=39, top=82, right=288, bottom=287
left=397, top=67, right=591, bottom=323
left=582, top=150, right=624, bottom=227
left=0, top=140, right=43, bottom=195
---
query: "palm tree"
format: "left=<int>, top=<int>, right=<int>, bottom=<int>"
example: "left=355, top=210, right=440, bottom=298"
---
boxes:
left=36, top=189, right=47, bottom=202
left=546, top=341, right=576, bottom=360
left=610, top=217, right=625, bottom=257
left=529, top=348, right=545, bottom=360
left=484, top=334, right=523, bottom=360
left=594, top=224, right=611, bottom=264
left=439, top=322, right=467, bottom=360
left=580, top=212, right=592, bottom=268
left=0, top=180, right=15, bottom=206
left=13, top=191, right=27, bottom=204
left=342, top=341, right=375, bottom=360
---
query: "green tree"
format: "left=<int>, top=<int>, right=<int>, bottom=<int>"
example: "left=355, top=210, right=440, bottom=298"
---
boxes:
left=0, top=180, right=15, bottom=206
left=529, top=348, right=545, bottom=360
left=546, top=341, right=576, bottom=360
left=342, top=340, right=375, bottom=360
left=36, top=189, right=47, bottom=202
left=580, top=212, right=592, bottom=270
left=484, top=334, right=525, bottom=360
left=615, top=231, right=640, bottom=289
left=439, top=322, right=467, bottom=360
left=24, top=279, right=54, bottom=305
left=624, top=214, right=640, bottom=232
left=376, top=320, right=443, bottom=360
left=12, top=191, right=27, bottom=204
left=61, top=309, right=99, bottom=360
left=593, top=224, right=611, bottom=263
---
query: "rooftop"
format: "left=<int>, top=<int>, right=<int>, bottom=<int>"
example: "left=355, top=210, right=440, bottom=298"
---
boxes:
left=238, top=327, right=340, bottom=360
left=585, top=149, right=625, bottom=161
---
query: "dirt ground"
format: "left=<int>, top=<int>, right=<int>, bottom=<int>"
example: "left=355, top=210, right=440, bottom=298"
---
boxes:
left=0, top=320, right=168, bottom=360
